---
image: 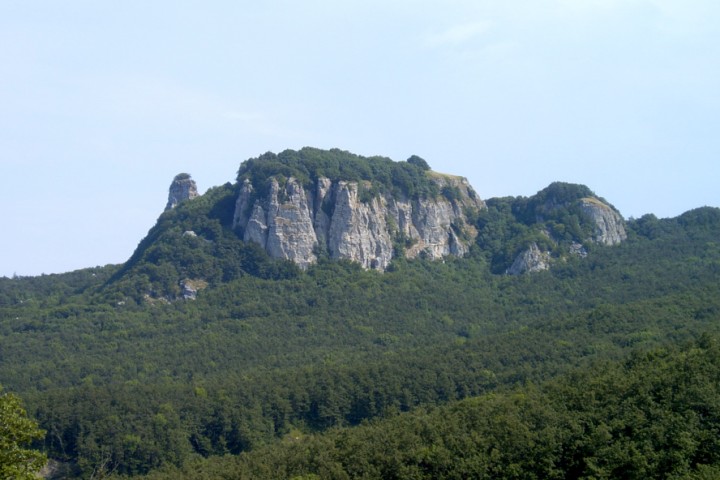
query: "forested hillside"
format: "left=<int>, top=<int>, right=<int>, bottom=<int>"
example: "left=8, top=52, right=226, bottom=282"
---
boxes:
left=1, top=151, right=719, bottom=478
left=136, top=337, right=720, bottom=479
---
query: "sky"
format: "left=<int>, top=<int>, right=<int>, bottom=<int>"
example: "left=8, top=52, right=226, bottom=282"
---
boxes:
left=1, top=0, right=718, bottom=277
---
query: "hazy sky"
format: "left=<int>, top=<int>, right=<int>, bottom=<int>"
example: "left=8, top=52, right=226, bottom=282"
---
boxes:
left=2, top=0, right=718, bottom=277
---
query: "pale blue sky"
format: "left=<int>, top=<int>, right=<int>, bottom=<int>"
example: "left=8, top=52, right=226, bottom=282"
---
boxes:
left=1, top=0, right=718, bottom=276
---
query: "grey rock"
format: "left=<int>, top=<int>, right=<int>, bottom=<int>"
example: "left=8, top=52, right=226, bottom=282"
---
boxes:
left=570, top=241, right=588, bottom=257
left=580, top=198, right=627, bottom=245
left=232, top=173, right=485, bottom=270
left=507, top=243, right=551, bottom=275
left=181, top=282, right=197, bottom=300
left=165, top=173, right=199, bottom=210
left=265, top=178, right=318, bottom=268
left=179, top=279, right=207, bottom=300
left=313, top=177, right=334, bottom=248
left=232, top=179, right=255, bottom=232
left=245, top=203, right=269, bottom=248
left=327, top=181, right=394, bottom=270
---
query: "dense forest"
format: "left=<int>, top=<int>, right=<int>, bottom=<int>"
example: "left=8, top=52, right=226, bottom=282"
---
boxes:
left=1, top=149, right=719, bottom=478
left=136, top=337, right=720, bottom=479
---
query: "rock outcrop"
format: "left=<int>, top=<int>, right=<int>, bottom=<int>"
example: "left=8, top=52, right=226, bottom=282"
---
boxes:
left=502, top=185, right=627, bottom=275
left=232, top=174, right=484, bottom=270
left=180, top=278, right=208, bottom=300
left=527, top=182, right=627, bottom=247
left=579, top=198, right=627, bottom=245
left=166, top=173, right=199, bottom=211
left=507, top=243, right=551, bottom=275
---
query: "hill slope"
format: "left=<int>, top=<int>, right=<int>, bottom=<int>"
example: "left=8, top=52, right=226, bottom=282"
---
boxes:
left=0, top=149, right=718, bottom=477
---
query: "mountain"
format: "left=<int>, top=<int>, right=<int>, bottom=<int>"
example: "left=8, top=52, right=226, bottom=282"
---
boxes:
left=1, top=147, right=719, bottom=478
left=109, top=148, right=627, bottom=300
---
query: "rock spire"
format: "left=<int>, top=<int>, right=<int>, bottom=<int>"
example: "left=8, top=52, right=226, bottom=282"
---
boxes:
left=165, top=173, right=199, bottom=211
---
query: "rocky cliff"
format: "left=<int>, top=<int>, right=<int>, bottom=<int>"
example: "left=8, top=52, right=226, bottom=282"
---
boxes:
left=579, top=197, right=627, bottom=245
left=232, top=174, right=484, bottom=270
left=165, top=173, right=199, bottom=211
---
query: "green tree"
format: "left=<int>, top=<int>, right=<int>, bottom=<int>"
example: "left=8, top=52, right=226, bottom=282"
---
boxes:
left=0, top=389, right=46, bottom=479
left=406, top=154, right=430, bottom=171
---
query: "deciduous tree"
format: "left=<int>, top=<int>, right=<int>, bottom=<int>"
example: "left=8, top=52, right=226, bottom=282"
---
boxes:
left=0, top=389, right=46, bottom=479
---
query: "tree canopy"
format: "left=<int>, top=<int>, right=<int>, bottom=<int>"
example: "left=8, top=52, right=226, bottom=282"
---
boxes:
left=0, top=389, right=46, bottom=479
left=236, top=147, right=440, bottom=199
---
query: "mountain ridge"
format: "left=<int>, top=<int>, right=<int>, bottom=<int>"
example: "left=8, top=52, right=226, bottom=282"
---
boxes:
left=112, top=147, right=632, bottom=300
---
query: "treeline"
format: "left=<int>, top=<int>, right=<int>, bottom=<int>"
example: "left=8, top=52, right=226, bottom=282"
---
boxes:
left=129, top=337, right=720, bottom=479
left=237, top=148, right=438, bottom=200
left=0, top=265, right=116, bottom=307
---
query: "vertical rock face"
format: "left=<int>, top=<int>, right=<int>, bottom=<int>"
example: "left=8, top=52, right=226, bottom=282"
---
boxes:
left=580, top=198, right=627, bottom=245
left=166, top=173, right=199, bottom=211
left=326, top=181, right=395, bottom=270
left=232, top=174, right=485, bottom=270
left=238, top=179, right=319, bottom=269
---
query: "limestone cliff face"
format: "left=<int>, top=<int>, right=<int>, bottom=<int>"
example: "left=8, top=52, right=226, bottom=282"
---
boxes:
left=232, top=175, right=484, bottom=270
left=324, top=181, right=394, bottom=270
left=579, top=198, right=627, bottom=245
left=166, top=173, right=199, bottom=211
left=235, top=178, right=318, bottom=269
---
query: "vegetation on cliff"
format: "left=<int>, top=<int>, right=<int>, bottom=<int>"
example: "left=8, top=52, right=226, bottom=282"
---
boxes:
left=237, top=147, right=441, bottom=200
left=477, top=182, right=625, bottom=272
